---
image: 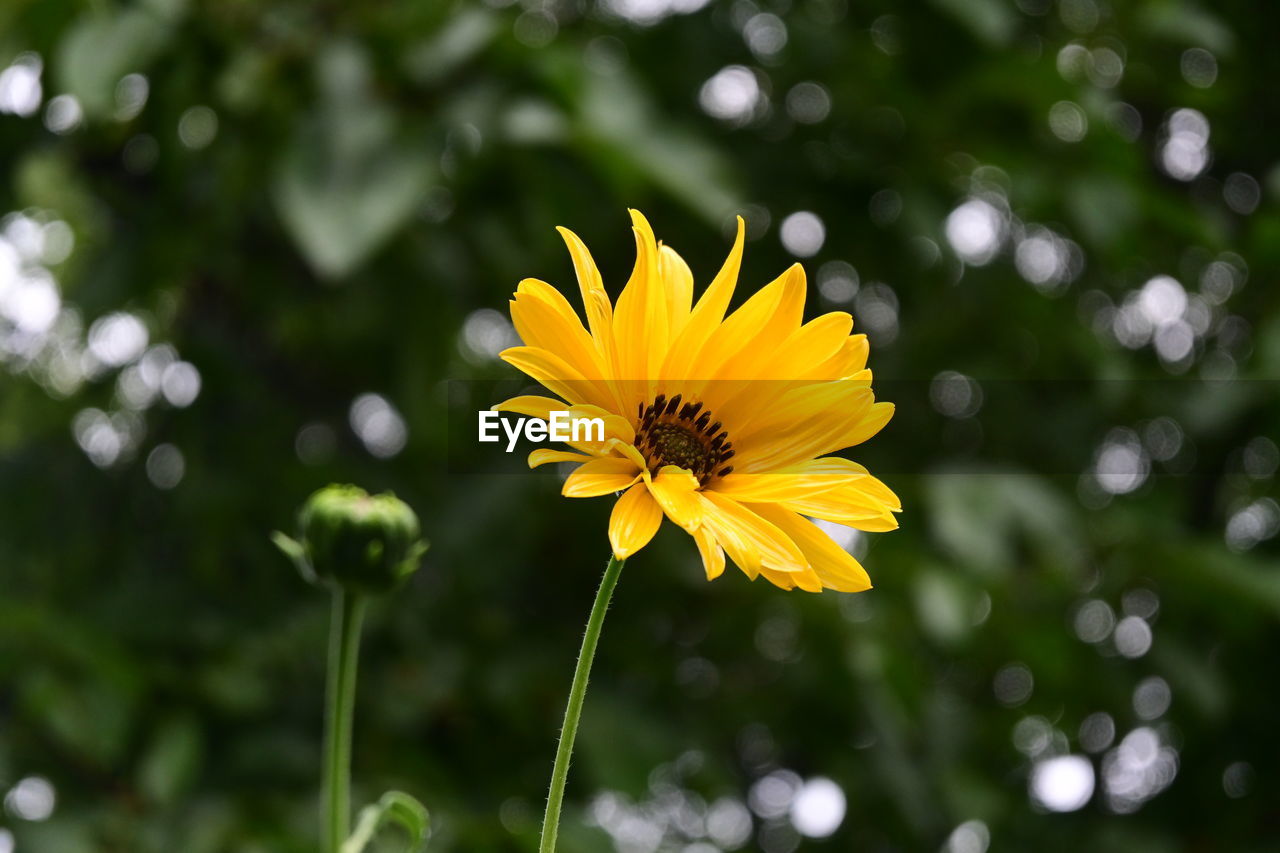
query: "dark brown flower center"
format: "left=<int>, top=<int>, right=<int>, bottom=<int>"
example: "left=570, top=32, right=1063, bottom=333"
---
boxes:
left=635, top=393, right=735, bottom=485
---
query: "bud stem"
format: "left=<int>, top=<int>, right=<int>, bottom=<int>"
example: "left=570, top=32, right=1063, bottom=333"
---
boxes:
left=323, top=588, right=367, bottom=853
left=539, top=553, right=626, bottom=853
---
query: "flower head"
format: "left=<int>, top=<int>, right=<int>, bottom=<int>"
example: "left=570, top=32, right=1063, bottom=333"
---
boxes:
left=275, top=484, right=428, bottom=593
left=495, top=210, right=900, bottom=592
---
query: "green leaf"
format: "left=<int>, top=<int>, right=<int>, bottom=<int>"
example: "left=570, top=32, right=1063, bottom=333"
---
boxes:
left=55, top=5, right=179, bottom=117
left=342, top=791, right=431, bottom=853
left=137, top=714, right=203, bottom=805
left=270, top=531, right=316, bottom=585
left=578, top=71, right=739, bottom=226
left=403, top=8, right=499, bottom=85
left=1137, top=4, right=1236, bottom=55
left=273, top=41, right=434, bottom=279
left=931, top=0, right=1016, bottom=46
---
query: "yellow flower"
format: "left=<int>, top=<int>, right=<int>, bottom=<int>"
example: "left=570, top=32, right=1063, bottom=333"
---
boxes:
left=494, top=210, right=900, bottom=592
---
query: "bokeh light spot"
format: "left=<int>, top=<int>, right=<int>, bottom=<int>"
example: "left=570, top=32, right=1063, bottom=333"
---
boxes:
left=779, top=211, right=825, bottom=257
left=1030, top=755, right=1094, bottom=812
left=789, top=777, right=845, bottom=838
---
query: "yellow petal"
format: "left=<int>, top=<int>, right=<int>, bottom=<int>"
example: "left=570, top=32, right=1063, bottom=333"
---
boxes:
left=698, top=491, right=808, bottom=577
left=562, top=457, right=642, bottom=497
left=528, top=449, right=595, bottom=468
left=557, top=226, right=617, bottom=367
left=767, top=312, right=853, bottom=378
left=751, top=505, right=872, bottom=592
left=499, top=346, right=615, bottom=413
left=691, top=264, right=801, bottom=388
left=563, top=403, right=636, bottom=445
left=843, top=401, right=895, bottom=447
left=609, top=483, right=663, bottom=559
left=780, top=473, right=902, bottom=527
left=800, top=334, right=869, bottom=381
left=510, top=280, right=610, bottom=384
left=744, top=397, right=891, bottom=473
left=843, top=512, right=900, bottom=532
left=731, top=385, right=875, bottom=471
left=493, top=395, right=563, bottom=419
left=736, top=390, right=891, bottom=473
left=694, top=526, right=726, bottom=581
left=647, top=465, right=703, bottom=530
left=734, top=379, right=873, bottom=445
left=714, top=457, right=867, bottom=503
left=659, top=244, right=694, bottom=339
left=613, top=441, right=648, bottom=472
left=714, top=315, right=853, bottom=430
left=823, top=459, right=902, bottom=510
left=613, top=211, right=668, bottom=376
left=704, top=263, right=807, bottom=382
left=760, top=565, right=825, bottom=592
left=660, top=216, right=744, bottom=382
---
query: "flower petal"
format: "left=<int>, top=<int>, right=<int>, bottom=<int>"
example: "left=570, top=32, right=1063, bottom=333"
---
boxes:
left=613, top=210, right=669, bottom=383
left=760, top=565, right=824, bottom=592
left=614, top=441, right=649, bottom=471
left=511, top=279, right=607, bottom=376
left=499, top=346, right=616, bottom=413
left=732, top=379, right=874, bottom=447
left=528, top=449, right=595, bottom=468
left=610, top=483, right=664, bottom=559
left=693, top=526, right=726, bottom=581
left=493, top=395, right=563, bottom=420
left=743, top=398, right=894, bottom=474
left=646, top=465, right=704, bottom=530
left=564, top=404, right=636, bottom=446
left=511, top=282, right=629, bottom=415
left=714, top=457, right=868, bottom=503
left=704, top=263, right=807, bottom=382
left=710, top=313, right=853, bottom=429
left=843, top=400, right=895, bottom=447
left=691, top=264, right=802, bottom=392
left=772, top=312, right=854, bottom=377
left=557, top=226, right=617, bottom=366
left=659, top=244, right=694, bottom=339
left=562, top=457, right=642, bottom=497
left=698, top=491, right=808, bottom=577
left=799, top=333, right=869, bottom=381
left=751, top=505, right=872, bottom=592
left=660, top=216, right=744, bottom=382
left=779, top=472, right=902, bottom=529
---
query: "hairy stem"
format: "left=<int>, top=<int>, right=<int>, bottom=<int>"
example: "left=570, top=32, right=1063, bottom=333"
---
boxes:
left=539, top=554, right=626, bottom=853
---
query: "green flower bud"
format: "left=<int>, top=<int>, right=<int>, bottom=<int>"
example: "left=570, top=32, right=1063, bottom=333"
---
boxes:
left=274, top=485, right=428, bottom=594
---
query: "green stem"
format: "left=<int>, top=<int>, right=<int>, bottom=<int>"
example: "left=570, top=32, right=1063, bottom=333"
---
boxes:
left=323, top=588, right=367, bottom=853
left=539, top=554, right=626, bottom=853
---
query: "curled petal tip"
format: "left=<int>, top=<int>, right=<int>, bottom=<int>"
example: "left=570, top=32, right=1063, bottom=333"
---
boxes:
left=628, top=209, right=657, bottom=244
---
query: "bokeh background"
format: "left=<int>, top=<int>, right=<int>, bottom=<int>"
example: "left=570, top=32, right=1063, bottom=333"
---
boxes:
left=2, top=0, right=1278, bottom=851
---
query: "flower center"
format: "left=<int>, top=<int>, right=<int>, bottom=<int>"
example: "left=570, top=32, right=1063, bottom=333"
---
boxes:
left=635, top=393, right=735, bottom=485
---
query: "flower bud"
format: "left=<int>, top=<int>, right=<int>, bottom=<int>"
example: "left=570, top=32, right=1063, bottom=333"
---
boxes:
left=275, top=485, right=427, bottom=594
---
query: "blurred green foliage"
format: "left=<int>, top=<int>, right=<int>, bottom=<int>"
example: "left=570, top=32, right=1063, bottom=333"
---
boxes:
left=1, top=1, right=1278, bottom=851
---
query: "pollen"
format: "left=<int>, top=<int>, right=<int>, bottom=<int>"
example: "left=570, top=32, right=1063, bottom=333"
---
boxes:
left=635, top=393, right=735, bottom=484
